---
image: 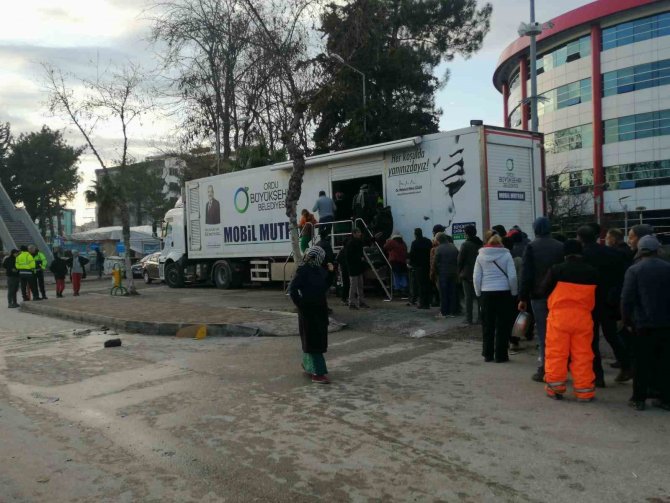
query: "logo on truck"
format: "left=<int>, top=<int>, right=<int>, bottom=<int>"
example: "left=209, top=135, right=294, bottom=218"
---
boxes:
left=234, top=187, right=250, bottom=213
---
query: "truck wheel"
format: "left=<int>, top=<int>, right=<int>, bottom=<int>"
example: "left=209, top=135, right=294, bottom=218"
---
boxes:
left=213, top=261, right=233, bottom=289
left=165, top=263, right=184, bottom=288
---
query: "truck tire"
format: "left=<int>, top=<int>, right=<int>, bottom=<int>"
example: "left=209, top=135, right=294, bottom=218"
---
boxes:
left=213, top=261, right=233, bottom=289
left=165, top=263, right=184, bottom=288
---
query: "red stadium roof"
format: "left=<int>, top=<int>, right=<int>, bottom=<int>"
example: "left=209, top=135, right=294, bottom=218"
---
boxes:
left=493, top=0, right=661, bottom=91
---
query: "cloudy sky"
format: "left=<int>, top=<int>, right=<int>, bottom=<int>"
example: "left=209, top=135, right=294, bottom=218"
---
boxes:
left=0, top=0, right=591, bottom=224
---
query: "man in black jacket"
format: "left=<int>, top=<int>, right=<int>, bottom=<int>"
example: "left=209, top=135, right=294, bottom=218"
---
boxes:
left=621, top=235, right=670, bottom=411
left=345, top=229, right=369, bottom=309
left=518, top=217, right=564, bottom=382
left=409, top=228, right=433, bottom=309
left=577, top=225, right=631, bottom=387
left=457, top=225, right=483, bottom=324
left=3, top=249, right=20, bottom=308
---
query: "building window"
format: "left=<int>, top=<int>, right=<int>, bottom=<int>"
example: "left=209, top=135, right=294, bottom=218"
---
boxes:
left=536, top=35, right=591, bottom=75
left=509, top=69, right=521, bottom=92
left=168, top=167, right=181, bottom=177
left=602, top=12, right=670, bottom=51
left=603, top=110, right=670, bottom=143
left=605, top=159, right=670, bottom=189
left=547, top=169, right=593, bottom=195
left=538, top=78, right=592, bottom=116
left=602, top=59, right=670, bottom=97
left=544, top=124, right=593, bottom=154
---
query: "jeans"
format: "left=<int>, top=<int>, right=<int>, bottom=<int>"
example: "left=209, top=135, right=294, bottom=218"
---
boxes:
left=480, top=291, right=514, bottom=361
left=7, top=276, right=19, bottom=306
left=462, top=280, right=480, bottom=323
left=632, top=328, right=670, bottom=403
left=438, top=274, right=457, bottom=316
left=318, top=215, right=334, bottom=237
left=348, top=274, right=365, bottom=307
left=392, top=271, right=408, bottom=291
left=530, top=298, right=549, bottom=366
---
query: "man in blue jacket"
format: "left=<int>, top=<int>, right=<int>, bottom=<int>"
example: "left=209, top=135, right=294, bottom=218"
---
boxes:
left=621, top=235, right=670, bottom=411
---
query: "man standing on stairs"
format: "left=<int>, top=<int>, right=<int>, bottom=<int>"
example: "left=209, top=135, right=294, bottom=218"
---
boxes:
left=31, top=246, right=48, bottom=300
left=16, top=245, right=39, bottom=301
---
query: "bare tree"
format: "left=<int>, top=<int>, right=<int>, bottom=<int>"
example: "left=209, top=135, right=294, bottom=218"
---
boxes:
left=44, top=62, right=153, bottom=294
left=545, top=166, right=592, bottom=235
left=238, top=0, right=329, bottom=260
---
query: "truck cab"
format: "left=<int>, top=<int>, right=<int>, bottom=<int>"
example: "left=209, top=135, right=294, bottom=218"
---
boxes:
left=159, top=207, right=186, bottom=287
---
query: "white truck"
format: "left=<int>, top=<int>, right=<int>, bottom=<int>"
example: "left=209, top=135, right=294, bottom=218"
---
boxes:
left=159, top=124, right=544, bottom=289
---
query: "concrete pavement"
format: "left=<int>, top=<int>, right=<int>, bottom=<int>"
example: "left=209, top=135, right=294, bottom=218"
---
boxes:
left=0, top=308, right=669, bottom=502
left=17, top=282, right=466, bottom=338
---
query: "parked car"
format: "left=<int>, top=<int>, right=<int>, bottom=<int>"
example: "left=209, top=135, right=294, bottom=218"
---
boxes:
left=141, top=252, right=162, bottom=284
left=131, top=256, right=148, bottom=279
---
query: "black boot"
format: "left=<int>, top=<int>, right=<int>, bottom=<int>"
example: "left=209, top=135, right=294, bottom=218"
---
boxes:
left=531, top=366, right=544, bottom=382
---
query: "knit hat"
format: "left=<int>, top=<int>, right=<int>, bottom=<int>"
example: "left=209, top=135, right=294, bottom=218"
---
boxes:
left=563, top=239, right=583, bottom=257
left=432, top=224, right=446, bottom=235
left=533, top=216, right=552, bottom=237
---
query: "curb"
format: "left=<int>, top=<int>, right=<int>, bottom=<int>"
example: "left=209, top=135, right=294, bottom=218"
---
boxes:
left=19, top=302, right=262, bottom=337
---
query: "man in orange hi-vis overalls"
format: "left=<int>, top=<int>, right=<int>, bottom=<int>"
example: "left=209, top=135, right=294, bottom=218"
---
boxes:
left=541, top=239, right=599, bottom=401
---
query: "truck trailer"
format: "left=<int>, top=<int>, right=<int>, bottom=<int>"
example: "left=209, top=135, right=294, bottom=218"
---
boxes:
left=159, top=124, right=544, bottom=289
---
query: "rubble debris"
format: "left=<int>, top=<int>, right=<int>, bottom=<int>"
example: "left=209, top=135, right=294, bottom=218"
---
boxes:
left=104, top=338, right=122, bottom=348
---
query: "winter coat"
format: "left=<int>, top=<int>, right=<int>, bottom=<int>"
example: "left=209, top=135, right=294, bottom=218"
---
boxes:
left=384, top=238, right=408, bottom=266
left=582, top=242, right=627, bottom=312
left=457, top=236, right=483, bottom=281
left=541, top=256, right=599, bottom=303
left=519, top=236, right=564, bottom=301
left=434, top=242, right=459, bottom=278
left=49, top=256, right=70, bottom=280
left=409, top=236, right=432, bottom=269
left=473, top=245, right=518, bottom=297
left=2, top=255, right=18, bottom=277
left=621, top=256, right=670, bottom=329
left=345, top=238, right=366, bottom=276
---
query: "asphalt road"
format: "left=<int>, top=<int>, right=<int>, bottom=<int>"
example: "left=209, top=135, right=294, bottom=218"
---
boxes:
left=0, top=308, right=669, bottom=502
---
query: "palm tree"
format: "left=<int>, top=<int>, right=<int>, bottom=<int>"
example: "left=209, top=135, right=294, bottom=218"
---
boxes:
left=85, top=175, right=117, bottom=227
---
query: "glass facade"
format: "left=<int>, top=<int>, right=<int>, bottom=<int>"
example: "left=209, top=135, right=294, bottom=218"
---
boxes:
left=602, top=59, right=670, bottom=97
left=602, top=12, right=670, bottom=51
left=603, top=110, right=670, bottom=143
left=538, top=78, right=592, bottom=116
left=605, top=159, right=670, bottom=189
left=545, top=124, right=593, bottom=154
left=536, top=35, right=591, bottom=75
left=547, top=169, right=593, bottom=194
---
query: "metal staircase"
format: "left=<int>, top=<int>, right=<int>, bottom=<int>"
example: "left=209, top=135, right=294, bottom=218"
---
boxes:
left=282, top=218, right=394, bottom=301
left=0, top=181, right=52, bottom=261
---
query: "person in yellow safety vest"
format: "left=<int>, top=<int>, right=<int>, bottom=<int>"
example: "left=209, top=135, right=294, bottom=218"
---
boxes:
left=31, top=246, right=49, bottom=300
left=16, top=245, right=40, bottom=302
left=541, top=239, right=599, bottom=402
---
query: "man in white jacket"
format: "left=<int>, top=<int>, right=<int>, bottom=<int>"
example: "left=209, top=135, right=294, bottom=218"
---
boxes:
left=473, top=234, right=518, bottom=363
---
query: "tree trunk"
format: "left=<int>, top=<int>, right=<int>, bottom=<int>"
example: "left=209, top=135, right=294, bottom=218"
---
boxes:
left=119, top=202, right=138, bottom=295
left=284, top=100, right=308, bottom=262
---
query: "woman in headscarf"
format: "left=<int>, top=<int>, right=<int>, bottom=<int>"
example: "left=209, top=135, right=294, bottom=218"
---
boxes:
left=289, top=246, right=331, bottom=384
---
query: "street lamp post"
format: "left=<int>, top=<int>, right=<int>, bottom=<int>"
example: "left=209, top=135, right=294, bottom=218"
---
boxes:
left=518, top=1, right=553, bottom=133
left=330, top=53, right=366, bottom=135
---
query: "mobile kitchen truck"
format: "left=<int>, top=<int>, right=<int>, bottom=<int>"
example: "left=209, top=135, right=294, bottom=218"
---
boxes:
left=159, top=124, right=544, bottom=290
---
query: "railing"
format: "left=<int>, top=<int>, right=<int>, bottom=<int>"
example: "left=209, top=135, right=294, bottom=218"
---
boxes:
left=282, top=218, right=394, bottom=301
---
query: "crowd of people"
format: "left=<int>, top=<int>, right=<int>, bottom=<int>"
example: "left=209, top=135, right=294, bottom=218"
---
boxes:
left=292, top=190, right=669, bottom=411
left=3, top=245, right=91, bottom=306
